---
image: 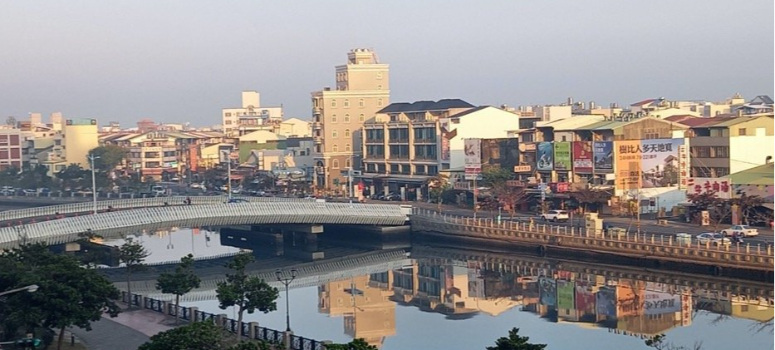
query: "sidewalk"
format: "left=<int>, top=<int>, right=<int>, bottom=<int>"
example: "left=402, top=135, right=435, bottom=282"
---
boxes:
left=70, top=306, right=176, bottom=350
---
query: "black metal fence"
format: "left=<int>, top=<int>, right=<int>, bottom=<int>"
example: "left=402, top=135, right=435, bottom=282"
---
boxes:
left=121, top=291, right=326, bottom=350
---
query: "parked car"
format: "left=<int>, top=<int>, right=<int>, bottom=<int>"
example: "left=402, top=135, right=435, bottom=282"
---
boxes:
left=542, top=210, right=569, bottom=222
left=721, top=225, right=759, bottom=237
left=227, top=198, right=249, bottom=203
left=23, top=189, right=37, bottom=195
left=383, top=193, right=401, bottom=201
left=696, top=232, right=731, bottom=246
left=675, top=233, right=692, bottom=245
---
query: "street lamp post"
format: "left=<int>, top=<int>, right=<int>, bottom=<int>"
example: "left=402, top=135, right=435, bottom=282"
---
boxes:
left=275, top=269, right=297, bottom=332
left=0, top=284, right=39, bottom=298
left=88, top=154, right=100, bottom=215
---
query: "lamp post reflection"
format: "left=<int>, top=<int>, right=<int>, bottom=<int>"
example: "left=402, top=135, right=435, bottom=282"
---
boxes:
left=275, top=269, right=297, bottom=332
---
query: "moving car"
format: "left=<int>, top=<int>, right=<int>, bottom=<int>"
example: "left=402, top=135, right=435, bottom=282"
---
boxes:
left=542, top=210, right=569, bottom=222
left=721, top=225, right=759, bottom=237
left=696, top=232, right=731, bottom=246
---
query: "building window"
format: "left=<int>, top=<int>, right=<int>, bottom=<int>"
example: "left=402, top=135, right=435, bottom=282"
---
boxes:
left=332, top=159, right=339, bottom=169
left=344, top=99, right=350, bottom=108
left=332, top=130, right=338, bottom=138
left=345, top=159, right=351, bottom=168
left=345, top=144, right=351, bottom=152
left=225, top=113, right=232, bottom=117
left=331, top=114, right=337, bottom=123
left=359, top=99, right=364, bottom=107
left=225, top=120, right=232, bottom=125
left=333, top=145, right=338, bottom=152
left=331, top=100, right=337, bottom=108
left=344, top=114, right=350, bottom=123
left=345, top=129, right=350, bottom=137
left=359, top=114, right=365, bottom=122
left=377, top=98, right=383, bottom=107
left=739, top=128, right=747, bottom=136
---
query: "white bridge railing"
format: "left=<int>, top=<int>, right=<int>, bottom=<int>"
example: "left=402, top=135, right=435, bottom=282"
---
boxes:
left=0, top=202, right=410, bottom=249
left=0, top=195, right=313, bottom=223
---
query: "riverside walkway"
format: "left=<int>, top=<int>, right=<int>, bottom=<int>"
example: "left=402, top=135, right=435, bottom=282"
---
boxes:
left=411, top=208, right=774, bottom=279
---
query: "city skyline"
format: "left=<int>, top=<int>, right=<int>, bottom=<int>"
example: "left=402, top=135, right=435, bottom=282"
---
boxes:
left=1, top=0, right=773, bottom=127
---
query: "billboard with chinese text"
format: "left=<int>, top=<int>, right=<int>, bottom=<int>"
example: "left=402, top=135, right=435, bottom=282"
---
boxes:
left=593, top=141, right=613, bottom=172
left=572, top=141, right=593, bottom=173
left=687, top=178, right=732, bottom=199
left=554, top=142, right=571, bottom=171
left=643, top=291, right=682, bottom=315
left=615, top=138, right=684, bottom=190
left=536, top=142, right=554, bottom=171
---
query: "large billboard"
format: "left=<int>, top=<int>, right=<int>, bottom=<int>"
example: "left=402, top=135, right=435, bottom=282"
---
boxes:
left=554, top=142, right=571, bottom=171
left=593, top=141, right=613, bottom=172
left=539, top=277, right=557, bottom=307
left=464, top=138, right=481, bottom=180
left=643, top=291, right=682, bottom=316
left=557, top=280, right=575, bottom=310
left=574, top=282, right=596, bottom=316
left=481, top=138, right=520, bottom=172
left=687, top=177, right=732, bottom=199
left=596, top=286, right=616, bottom=317
left=572, top=141, right=593, bottom=173
left=615, top=139, right=684, bottom=190
left=536, top=142, right=554, bottom=171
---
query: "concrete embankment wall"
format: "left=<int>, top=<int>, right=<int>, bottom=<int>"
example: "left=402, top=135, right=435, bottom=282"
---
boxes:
left=410, top=214, right=774, bottom=282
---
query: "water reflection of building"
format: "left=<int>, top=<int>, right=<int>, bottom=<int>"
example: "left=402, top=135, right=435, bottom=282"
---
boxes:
left=318, top=275, right=396, bottom=348
left=695, top=290, right=775, bottom=324
left=386, top=260, right=521, bottom=318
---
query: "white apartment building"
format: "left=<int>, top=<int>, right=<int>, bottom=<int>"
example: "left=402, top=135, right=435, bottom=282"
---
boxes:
left=222, top=91, right=284, bottom=137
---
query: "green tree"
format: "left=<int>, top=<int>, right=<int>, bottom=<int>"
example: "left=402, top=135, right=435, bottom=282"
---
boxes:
left=216, top=253, right=279, bottom=339
left=138, top=321, right=225, bottom=350
left=0, top=166, right=20, bottom=187
left=326, top=338, right=379, bottom=350
left=570, top=188, right=611, bottom=213
left=486, top=328, right=546, bottom=350
left=481, top=167, right=512, bottom=188
left=138, top=321, right=270, bottom=350
left=733, top=194, right=766, bottom=225
left=56, top=164, right=86, bottom=190
left=118, top=237, right=149, bottom=308
left=0, top=244, right=120, bottom=350
left=425, top=173, right=451, bottom=211
left=88, top=145, right=128, bottom=172
left=156, top=254, right=201, bottom=324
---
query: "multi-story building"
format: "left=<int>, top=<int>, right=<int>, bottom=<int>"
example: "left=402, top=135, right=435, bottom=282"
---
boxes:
left=222, top=91, right=284, bottom=137
left=680, top=115, right=774, bottom=178
left=312, top=49, right=390, bottom=191
left=0, top=127, right=23, bottom=170
left=360, top=99, right=475, bottom=199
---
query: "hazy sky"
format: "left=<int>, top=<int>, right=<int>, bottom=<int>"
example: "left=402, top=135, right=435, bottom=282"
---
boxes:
left=2, top=1, right=773, bottom=127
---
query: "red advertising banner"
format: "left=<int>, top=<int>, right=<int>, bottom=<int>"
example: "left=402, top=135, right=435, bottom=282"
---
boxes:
left=572, top=141, right=593, bottom=173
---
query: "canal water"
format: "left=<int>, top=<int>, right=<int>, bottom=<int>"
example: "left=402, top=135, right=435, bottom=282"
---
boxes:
left=97, top=227, right=773, bottom=350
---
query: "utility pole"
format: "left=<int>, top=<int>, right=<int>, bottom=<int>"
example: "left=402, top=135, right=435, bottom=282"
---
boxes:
left=473, top=175, right=478, bottom=218
left=223, top=150, right=232, bottom=201
left=88, top=154, right=100, bottom=215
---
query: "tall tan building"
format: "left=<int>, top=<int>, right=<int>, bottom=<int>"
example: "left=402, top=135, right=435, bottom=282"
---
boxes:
left=312, top=49, right=390, bottom=191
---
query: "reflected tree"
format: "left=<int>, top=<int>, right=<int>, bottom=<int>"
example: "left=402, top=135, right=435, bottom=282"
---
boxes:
left=486, top=328, right=546, bottom=350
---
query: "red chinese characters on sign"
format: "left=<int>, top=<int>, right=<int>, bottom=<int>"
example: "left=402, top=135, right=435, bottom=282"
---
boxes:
left=686, top=177, right=731, bottom=199
left=678, top=145, right=689, bottom=189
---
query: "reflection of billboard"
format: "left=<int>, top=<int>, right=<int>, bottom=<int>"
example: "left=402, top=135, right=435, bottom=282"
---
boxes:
left=596, top=286, right=616, bottom=317
left=593, top=141, right=613, bottom=171
left=574, top=282, right=596, bottom=316
left=557, top=280, right=574, bottom=309
left=536, top=142, right=554, bottom=171
left=643, top=291, right=681, bottom=315
left=572, top=141, right=593, bottom=173
left=554, top=142, right=571, bottom=171
left=539, top=277, right=557, bottom=307
left=616, top=139, right=684, bottom=190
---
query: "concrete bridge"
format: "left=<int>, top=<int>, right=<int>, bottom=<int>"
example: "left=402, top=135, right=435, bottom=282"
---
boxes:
left=122, top=249, right=412, bottom=302
left=0, top=201, right=411, bottom=249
